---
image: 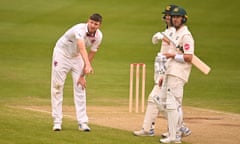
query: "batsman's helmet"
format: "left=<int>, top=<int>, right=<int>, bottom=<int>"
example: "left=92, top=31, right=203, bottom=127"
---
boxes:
left=162, top=4, right=177, bottom=15
left=170, top=6, right=188, bottom=23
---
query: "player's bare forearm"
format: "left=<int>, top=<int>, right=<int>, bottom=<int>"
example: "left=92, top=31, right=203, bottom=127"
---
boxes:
left=77, top=40, right=93, bottom=74
left=164, top=53, right=175, bottom=59
left=88, top=51, right=96, bottom=63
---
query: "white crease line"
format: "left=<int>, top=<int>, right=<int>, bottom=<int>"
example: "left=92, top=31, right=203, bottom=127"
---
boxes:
left=11, top=106, right=76, bottom=119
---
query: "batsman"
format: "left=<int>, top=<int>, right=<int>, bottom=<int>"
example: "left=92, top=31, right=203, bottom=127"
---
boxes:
left=133, top=5, right=191, bottom=142
left=152, top=6, right=195, bottom=143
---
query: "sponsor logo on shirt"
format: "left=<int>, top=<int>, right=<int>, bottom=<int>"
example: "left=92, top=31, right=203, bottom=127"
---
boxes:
left=184, top=43, right=190, bottom=51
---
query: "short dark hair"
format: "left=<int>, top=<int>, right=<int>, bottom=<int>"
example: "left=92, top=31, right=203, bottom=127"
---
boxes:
left=89, top=13, right=102, bottom=23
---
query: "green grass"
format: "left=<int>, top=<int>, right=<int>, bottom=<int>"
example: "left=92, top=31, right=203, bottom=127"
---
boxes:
left=0, top=105, right=167, bottom=144
left=0, top=0, right=239, bottom=143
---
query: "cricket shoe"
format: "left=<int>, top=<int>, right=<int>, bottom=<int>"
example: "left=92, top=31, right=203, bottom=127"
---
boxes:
left=160, top=135, right=182, bottom=144
left=53, top=124, right=61, bottom=131
left=79, top=123, right=91, bottom=132
left=179, top=126, right=191, bottom=137
left=133, top=128, right=154, bottom=136
left=161, top=132, right=169, bottom=138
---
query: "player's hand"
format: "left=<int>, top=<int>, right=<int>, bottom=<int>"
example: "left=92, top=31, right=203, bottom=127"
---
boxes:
left=84, top=64, right=93, bottom=74
left=152, top=32, right=164, bottom=44
left=158, top=77, right=164, bottom=87
left=77, top=76, right=86, bottom=89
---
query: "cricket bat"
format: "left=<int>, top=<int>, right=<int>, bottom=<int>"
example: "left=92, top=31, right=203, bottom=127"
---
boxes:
left=191, top=55, right=211, bottom=75
left=161, top=32, right=211, bottom=75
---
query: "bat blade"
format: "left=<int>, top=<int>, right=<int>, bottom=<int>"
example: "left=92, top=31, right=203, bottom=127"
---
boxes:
left=191, top=55, right=211, bottom=75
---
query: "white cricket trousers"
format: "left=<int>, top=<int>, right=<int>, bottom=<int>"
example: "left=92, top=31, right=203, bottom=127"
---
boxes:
left=164, top=75, right=185, bottom=140
left=51, top=48, right=88, bottom=125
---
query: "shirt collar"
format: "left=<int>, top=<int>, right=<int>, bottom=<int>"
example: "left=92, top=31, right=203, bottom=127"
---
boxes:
left=85, top=23, right=96, bottom=37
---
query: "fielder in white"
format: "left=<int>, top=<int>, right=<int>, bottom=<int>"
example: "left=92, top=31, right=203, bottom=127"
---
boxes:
left=51, top=13, right=103, bottom=131
left=153, top=6, right=194, bottom=143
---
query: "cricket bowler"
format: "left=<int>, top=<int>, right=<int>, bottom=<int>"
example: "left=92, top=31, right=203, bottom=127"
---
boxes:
left=51, top=13, right=103, bottom=131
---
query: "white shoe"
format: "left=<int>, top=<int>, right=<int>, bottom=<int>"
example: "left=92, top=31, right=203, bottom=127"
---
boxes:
left=179, top=126, right=191, bottom=137
left=53, top=124, right=61, bottom=131
left=161, top=132, right=169, bottom=138
left=79, top=123, right=91, bottom=132
left=160, top=136, right=181, bottom=144
left=133, top=128, right=154, bottom=136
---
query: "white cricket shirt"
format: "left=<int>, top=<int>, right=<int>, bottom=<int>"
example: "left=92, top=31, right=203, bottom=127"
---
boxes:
left=166, top=26, right=194, bottom=82
left=55, top=23, right=103, bottom=58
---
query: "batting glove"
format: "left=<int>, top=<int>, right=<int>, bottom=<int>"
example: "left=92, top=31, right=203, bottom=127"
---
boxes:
left=152, top=32, right=164, bottom=44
